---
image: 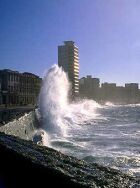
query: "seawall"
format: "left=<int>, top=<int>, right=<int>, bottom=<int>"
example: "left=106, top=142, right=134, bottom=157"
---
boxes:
left=0, top=106, right=34, bottom=126
left=0, top=132, right=138, bottom=188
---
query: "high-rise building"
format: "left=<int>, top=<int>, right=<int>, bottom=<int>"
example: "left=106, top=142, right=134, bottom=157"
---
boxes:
left=58, top=41, right=79, bottom=98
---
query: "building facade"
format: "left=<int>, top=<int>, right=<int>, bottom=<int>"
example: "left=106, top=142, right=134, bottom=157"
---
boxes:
left=79, top=74, right=140, bottom=104
left=0, top=69, right=42, bottom=107
left=58, top=41, right=79, bottom=98
left=79, top=76, right=100, bottom=100
left=101, top=83, right=117, bottom=102
left=125, top=83, right=139, bottom=103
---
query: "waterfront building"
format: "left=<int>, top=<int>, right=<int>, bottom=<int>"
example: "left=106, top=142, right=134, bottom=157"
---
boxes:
left=125, top=83, right=138, bottom=90
left=101, top=83, right=117, bottom=102
left=19, top=72, right=42, bottom=106
left=125, top=83, right=139, bottom=103
left=79, top=75, right=100, bottom=100
left=115, top=86, right=126, bottom=104
left=0, top=69, right=42, bottom=107
left=79, top=78, right=140, bottom=104
left=58, top=41, right=79, bottom=98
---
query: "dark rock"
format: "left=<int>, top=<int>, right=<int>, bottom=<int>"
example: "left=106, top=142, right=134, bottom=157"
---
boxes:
left=0, top=132, right=138, bottom=188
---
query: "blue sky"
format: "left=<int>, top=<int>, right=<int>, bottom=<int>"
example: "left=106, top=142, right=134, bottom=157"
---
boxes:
left=0, top=0, right=140, bottom=85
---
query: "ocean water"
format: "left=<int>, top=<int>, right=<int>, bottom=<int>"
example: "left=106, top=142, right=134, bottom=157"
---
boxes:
left=1, top=65, right=140, bottom=179
left=37, top=65, right=140, bottom=178
left=49, top=103, right=140, bottom=178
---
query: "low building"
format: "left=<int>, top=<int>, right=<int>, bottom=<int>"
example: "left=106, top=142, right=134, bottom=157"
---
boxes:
left=79, top=75, right=100, bottom=100
left=125, top=83, right=139, bottom=104
left=100, top=83, right=139, bottom=104
left=114, top=86, right=126, bottom=104
left=19, top=72, right=42, bottom=106
left=79, top=77, right=140, bottom=104
left=0, top=69, right=42, bottom=107
left=101, top=83, right=117, bottom=102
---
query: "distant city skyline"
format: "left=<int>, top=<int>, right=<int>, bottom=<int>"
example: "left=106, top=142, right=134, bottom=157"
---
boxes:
left=1, top=0, right=140, bottom=85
